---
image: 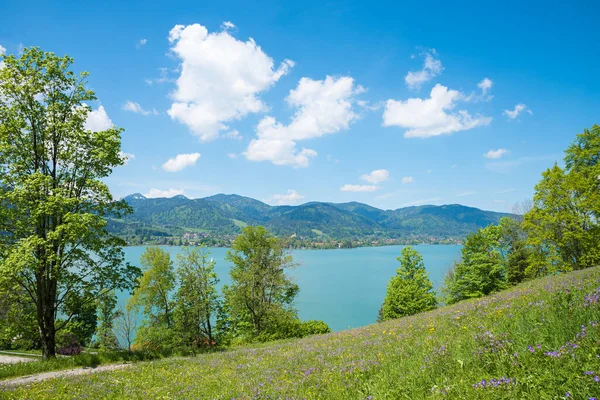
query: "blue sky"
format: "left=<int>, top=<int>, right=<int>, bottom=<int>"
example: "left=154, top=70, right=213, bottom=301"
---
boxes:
left=1, top=0, right=599, bottom=212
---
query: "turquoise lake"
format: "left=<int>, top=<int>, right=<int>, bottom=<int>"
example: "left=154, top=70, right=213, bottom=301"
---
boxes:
left=118, top=244, right=462, bottom=332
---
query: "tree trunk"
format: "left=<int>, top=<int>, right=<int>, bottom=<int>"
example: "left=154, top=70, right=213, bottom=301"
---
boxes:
left=36, top=266, right=57, bottom=359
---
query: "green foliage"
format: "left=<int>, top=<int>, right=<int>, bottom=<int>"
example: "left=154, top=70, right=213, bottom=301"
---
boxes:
left=524, top=125, right=600, bottom=274
left=0, top=47, right=140, bottom=358
left=94, top=292, right=119, bottom=349
left=57, top=290, right=98, bottom=348
left=299, top=320, right=331, bottom=336
left=380, top=246, right=437, bottom=320
left=174, top=247, right=222, bottom=347
left=223, top=226, right=299, bottom=341
left=443, top=225, right=506, bottom=304
left=0, top=285, right=38, bottom=350
left=505, top=241, right=530, bottom=285
left=7, top=267, right=600, bottom=399
left=129, top=247, right=175, bottom=329
left=498, top=217, right=531, bottom=285
left=132, top=325, right=176, bottom=355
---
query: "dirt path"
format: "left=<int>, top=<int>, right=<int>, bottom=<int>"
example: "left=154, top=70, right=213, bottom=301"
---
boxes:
left=0, top=363, right=131, bottom=387
left=0, top=355, right=36, bottom=365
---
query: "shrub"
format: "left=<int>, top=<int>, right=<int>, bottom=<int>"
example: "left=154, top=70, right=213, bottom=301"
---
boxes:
left=300, top=320, right=331, bottom=336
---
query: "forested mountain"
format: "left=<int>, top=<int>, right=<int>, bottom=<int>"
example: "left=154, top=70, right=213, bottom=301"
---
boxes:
left=108, top=193, right=511, bottom=242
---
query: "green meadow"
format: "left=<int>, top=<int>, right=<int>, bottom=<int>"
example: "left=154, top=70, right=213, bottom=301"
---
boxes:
left=4, top=266, right=600, bottom=399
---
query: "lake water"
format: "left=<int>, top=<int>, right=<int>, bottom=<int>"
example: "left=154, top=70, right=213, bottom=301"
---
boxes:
left=118, top=245, right=462, bottom=332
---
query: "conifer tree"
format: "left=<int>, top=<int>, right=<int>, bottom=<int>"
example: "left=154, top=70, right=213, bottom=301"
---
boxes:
left=380, top=246, right=437, bottom=320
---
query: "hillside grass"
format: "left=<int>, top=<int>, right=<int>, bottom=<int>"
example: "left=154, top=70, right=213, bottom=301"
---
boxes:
left=3, top=267, right=600, bottom=399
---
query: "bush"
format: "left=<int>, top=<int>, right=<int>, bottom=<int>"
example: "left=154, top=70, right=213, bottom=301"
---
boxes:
left=57, top=338, right=83, bottom=356
left=300, top=320, right=331, bottom=336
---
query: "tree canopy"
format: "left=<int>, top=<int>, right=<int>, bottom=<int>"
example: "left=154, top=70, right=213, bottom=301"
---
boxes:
left=380, top=246, right=436, bottom=321
left=223, top=226, right=299, bottom=340
left=0, top=47, right=139, bottom=358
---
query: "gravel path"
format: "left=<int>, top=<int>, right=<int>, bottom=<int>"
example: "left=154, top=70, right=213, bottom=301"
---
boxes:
left=0, top=363, right=131, bottom=387
left=0, top=355, right=36, bottom=365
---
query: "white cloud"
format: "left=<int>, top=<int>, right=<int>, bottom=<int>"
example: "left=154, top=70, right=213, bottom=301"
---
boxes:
left=122, top=101, right=157, bottom=116
left=162, top=153, right=201, bottom=172
left=270, top=189, right=305, bottom=205
left=466, top=78, right=494, bottom=102
left=167, top=23, right=294, bottom=141
left=84, top=106, right=113, bottom=132
left=401, top=176, right=414, bottom=184
left=360, top=169, right=389, bottom=184
left=227, top=153, right=238, bottom=159
left=119, top=151, right=135, bottom=166
left=340, top=184, right=379, bottom=192
left=221, top=21, right=236, bottom=30
left=456, top=190, right=475, bottom=196
left=478, top=78, right=493, bottom=93
left=405, top=49, right=443, bottom=90
left=484, top=148, right=509, bottom=159
left=244, top=75, right=363, bottom=167
left=136, top=39, right=147, bottom=48
left=224, top=130, right=242, bottom=140
left=144, top=188, right=185, bottom=198
left=145, top=67, right=172, bottom=85
left=504, top=104, right=532, bottom=120
left=383, top=84, right=492, bottom=138
left=326, top=154, right=340, bottom=164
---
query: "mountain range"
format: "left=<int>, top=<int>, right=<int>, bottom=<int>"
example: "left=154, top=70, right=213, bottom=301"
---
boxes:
left=107, top=193, right=511, bottom=242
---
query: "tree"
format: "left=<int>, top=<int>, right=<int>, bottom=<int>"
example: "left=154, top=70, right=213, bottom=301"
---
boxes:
left=498, top=216, right=530, bottom=285
left=114, top=305, right=137, bottom=352
left=0, top=48, right=140, bottom=358
left=223, top=226, right=299, bottom=340
left=523, top=125, right=600, bottom=274
left=95, top=292, right=119, bottom=349
left=174, top=247, right=221, bottom=347
left=380, top=246, right=436, bottom=321
left=58, top=289, right=98, bottom=348
left=0, top=282, right=38, bottom=349
left=506, top=241, right=530, bottom=285
left=443, top=225, right=506, bottom=304
left=129, top=247, right=175, bottom=329
left=524, top=164, right=598, bottom=272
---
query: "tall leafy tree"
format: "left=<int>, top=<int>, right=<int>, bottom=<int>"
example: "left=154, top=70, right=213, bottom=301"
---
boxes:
left=129, top=247, right=175, bottom=328
left=443, top=225, right=506, bottom=304
left=0, top=48, right=139, bottom=358
left=524, top=125, right=600, bottom=273
left=380, top=246, right=436, bottom=321
left=223, top=226, right=299, bottom=340
left=498, top=217, right=530, bottom=285
left=174, top=246, right=221, bottom=346
left=524, top=163, right=599, bottom=272
left=95, top=291, right=119, bottom=349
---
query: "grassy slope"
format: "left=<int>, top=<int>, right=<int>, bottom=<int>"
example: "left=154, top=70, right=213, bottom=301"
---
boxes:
left=4, top=268, right=600, bottom=399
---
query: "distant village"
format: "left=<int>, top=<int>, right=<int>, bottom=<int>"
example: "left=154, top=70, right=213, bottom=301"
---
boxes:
left=123, top=230, right=463, bottom=249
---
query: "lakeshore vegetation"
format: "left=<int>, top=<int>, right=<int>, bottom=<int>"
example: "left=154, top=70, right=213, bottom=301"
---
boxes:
left=1, top=48, right=600, bottom=398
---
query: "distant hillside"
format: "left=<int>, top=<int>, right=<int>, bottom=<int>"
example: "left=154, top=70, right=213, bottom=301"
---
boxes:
left=108, top=193, right=511, bottom=242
